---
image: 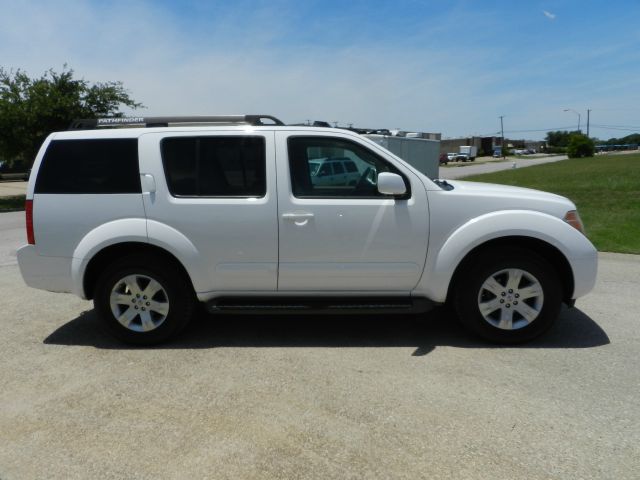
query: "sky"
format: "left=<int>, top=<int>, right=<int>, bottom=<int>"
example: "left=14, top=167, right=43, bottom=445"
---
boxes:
left=1, top=0, right=639, bottom=140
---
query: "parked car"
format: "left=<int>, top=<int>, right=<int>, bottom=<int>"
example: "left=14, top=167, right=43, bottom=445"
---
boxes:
left=0, top=161, right=30, bottom=180
left=439, top=153, right=449, bottom=165
left=17, top=115, right=597, bottom=345
left=309, top=157, right=362, bottom=186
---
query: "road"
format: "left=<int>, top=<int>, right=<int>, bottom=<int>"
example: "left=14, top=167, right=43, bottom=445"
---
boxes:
left=0, top=180, right=28, bottom=198
left=1, top=211, right=639, bottom=479
left=439, top=155, right=568, bottom=179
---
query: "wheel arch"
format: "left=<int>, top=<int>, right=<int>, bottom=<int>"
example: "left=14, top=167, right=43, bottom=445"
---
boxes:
left=82, top=242, right=196, bottom=300
left=446, top=236, right=574, bottom=304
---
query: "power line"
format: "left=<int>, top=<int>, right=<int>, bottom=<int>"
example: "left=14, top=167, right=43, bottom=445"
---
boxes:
left=591, top=123, right=640, bottom=130
left=503, top=126, right=578, bottom=133
left=479, top=124, right=639, bottom=137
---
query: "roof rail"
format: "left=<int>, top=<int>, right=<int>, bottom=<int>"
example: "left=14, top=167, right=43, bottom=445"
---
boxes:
left=68, top=115, right=285, bottom=130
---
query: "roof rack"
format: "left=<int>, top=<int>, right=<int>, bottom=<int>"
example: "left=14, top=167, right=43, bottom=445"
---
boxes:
left=68, top=115, right=285, bottom=130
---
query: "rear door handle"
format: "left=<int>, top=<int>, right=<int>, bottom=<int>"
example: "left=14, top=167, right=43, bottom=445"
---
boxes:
left=140, top=173, right=156, bottom=193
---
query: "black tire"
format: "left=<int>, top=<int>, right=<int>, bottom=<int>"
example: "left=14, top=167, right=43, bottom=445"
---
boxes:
left=453, top=247, right=562, bottom=344
left=94, top=254, right=196, bottom=345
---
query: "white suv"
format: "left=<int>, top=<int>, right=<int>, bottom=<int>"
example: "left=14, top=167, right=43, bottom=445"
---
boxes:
left=309, top=157, right=362, bottom=187
left=17, top=115, right=597, bottom=345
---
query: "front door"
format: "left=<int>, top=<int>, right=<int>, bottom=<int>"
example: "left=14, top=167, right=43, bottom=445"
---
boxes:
left=276, top=132, right=429, bottom=292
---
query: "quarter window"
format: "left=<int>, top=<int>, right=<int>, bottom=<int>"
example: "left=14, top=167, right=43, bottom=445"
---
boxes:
left=287, top=137, right=407, bottom=198
left=161, top=136, right=266, bottom=197
left=35, top=139, right=140, bottom=194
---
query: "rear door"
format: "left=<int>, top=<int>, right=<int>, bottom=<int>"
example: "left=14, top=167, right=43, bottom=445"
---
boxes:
left=275, top=131, right=429, bottom=292
left=139, top=130, right=278, bottom=293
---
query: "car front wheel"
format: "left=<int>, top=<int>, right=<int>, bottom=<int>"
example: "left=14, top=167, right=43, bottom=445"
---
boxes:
left=453, top=248, right=563, bottom=343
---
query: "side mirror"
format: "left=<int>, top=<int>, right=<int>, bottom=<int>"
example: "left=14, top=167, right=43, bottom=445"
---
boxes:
left=377, top=172, right=407, bottom=196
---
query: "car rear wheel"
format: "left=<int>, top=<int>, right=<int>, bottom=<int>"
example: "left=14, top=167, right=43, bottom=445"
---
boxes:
left=453, top=247, right=562, bottom=343
left=94, top=254, right=196, bottom=345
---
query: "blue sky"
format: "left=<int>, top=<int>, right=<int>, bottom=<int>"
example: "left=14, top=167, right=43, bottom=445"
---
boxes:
left=1, top=0, right=639, bottom=140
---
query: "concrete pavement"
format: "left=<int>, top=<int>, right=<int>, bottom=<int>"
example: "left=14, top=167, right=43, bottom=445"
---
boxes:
left=1, top=210, right=639, bottom=479
left=0, top=181, right=28, bottom=198
left=439, top=155, right=568, bottom=179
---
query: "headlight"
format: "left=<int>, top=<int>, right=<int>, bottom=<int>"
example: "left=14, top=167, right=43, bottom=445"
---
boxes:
left=564, top=210, right=585, bottom=234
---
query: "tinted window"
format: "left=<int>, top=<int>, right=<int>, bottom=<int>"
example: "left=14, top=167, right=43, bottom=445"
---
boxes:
left=344, top=161, right=358, bottom=173
left=288, top=137, right=407, bottom=198
left=161, top=137, right=266, bottom=197
left=318, top=163, right=332, bottom=177
left=35, top=139, right=140, bottom=194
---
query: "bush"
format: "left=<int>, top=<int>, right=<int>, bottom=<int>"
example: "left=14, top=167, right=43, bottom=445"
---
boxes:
left=545, top=146, right=568, bottom=155
left=567, top=134, right=595, bottom=158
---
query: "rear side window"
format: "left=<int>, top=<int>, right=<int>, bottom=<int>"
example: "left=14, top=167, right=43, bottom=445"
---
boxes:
left=35, top=139, right=140, bottom=194
left=161, top=136, right=266, bottom=197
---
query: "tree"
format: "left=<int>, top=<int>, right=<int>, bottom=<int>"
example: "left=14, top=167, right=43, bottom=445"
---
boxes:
left=602, top=133, right=640, bottom=146
left=0, top=66, right=143, bottom=166
left=545, top=130, right=581, bottom=147
left=567, top=133, right=595, bottom=158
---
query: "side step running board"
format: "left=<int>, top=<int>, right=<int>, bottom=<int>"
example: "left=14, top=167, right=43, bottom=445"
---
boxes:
left=205, top=297, right=435, bottom=315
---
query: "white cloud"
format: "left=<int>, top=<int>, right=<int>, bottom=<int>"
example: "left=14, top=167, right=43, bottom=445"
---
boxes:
left=0, top=0, right=506, bottom=136
left=543, top=10, right=556, bottom=20
left=1, top=1, right=637, bottom=140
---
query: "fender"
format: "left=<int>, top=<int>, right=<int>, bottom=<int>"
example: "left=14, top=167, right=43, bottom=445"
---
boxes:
left=70, top=218, right=209, bottom=299
left=416, top=210, right=597, bottom=302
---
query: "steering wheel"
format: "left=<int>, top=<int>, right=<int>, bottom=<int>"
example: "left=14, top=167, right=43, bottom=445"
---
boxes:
left=355, top=167, right=375, bottom=190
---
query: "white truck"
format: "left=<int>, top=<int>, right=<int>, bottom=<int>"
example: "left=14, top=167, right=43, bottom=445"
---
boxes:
left=456, top=145, right=478, bottom=162
left=17, top=115, right=597, bottom=345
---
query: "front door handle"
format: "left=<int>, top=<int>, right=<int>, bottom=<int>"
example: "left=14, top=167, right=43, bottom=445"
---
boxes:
left=282, top=211, right=314, bottom=225
left=282, top=212, right=314, bottom=220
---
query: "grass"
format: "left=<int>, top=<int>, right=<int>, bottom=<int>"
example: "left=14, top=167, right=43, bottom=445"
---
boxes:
left=463, top=153, right=640, bottom=254
left=0, top=195, right=26, bottom=212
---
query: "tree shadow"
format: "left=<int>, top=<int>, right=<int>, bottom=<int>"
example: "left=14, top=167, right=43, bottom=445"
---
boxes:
left=44, top=305, right=610, bottom=354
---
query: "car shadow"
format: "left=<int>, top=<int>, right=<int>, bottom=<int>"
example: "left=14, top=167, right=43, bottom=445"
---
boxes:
left=43, top=305, right=610, bottom=354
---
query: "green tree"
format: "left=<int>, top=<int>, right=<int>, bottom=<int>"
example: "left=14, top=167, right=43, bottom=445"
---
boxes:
left=0, top=66, right=143, bottom=166
left=545, top=130, right=581, bottom=147
left=567, top=133, right=595, bottom=158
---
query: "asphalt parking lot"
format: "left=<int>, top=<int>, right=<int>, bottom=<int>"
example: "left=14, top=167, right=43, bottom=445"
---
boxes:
left=1, top=211, right=639, bottom=479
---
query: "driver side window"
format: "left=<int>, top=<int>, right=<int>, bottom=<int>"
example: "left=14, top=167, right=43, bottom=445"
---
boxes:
left=288, top=136, right=404, bottom=198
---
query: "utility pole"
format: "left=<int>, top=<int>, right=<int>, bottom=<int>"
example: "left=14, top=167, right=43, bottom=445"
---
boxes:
left=499, top=115, right=505, bottom=159
left=587, top=109, right=591, bottom=137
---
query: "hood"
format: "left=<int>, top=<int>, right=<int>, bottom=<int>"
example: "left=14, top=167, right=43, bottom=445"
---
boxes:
left=427, top=179, right=576, bottom=221
left=446, top=180, right=570, bottom=203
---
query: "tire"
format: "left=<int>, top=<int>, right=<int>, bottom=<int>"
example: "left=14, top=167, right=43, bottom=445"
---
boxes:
left=453, top=247, right=562, bottom=344
left=93, top=254, right=196, bottom=345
